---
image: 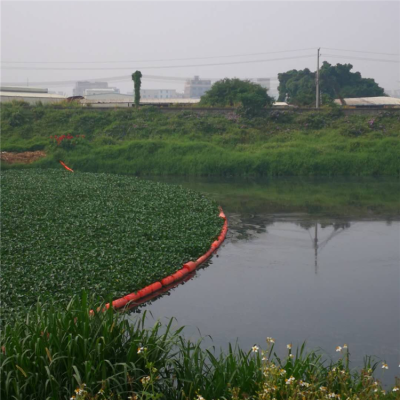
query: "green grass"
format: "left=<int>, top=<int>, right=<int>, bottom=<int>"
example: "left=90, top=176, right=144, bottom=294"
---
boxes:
left=1, top=102, right=399, bottom=176
left=1, top=295, right=398, bottom=400
left=0, top=169, right=223, bottom=320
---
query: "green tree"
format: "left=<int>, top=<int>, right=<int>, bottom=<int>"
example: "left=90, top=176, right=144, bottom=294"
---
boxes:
left=278, top=69, right=316, bottom=106
left=320, top=62, right=385, bottom=100
left=278, top=63, right=385, bottom=106
left=131, top=70, right=142, bottom=108
left=200, top=78, right=273, bottom=115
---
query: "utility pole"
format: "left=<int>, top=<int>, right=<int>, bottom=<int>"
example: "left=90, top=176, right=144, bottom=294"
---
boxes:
left=314, top=222, right=318, bottom=274
left=316, top=48, right=320, bottom=109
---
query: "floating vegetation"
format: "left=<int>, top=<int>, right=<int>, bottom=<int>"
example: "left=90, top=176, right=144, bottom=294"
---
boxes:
left=1, top=169, right=223, bottom=319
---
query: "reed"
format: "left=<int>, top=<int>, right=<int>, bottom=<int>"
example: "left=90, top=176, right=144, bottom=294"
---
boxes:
left=1, top=295, right=398, bottom=400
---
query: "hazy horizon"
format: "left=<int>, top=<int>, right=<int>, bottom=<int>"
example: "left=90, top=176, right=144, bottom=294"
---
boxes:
left=1, top=1, right=399, bottom=97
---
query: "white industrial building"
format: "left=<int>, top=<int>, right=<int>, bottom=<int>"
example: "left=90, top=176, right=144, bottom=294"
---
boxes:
left=250, top=78, right=271, bottom=90
left=184, top=76, right=212, bottom=98
left=84, top=88, right=120, bottom=96
left=334, top=96, right=400, bottom=106
left=0, top=86, right=66, bottom=104
left=140, top=89, right=183, bottom=99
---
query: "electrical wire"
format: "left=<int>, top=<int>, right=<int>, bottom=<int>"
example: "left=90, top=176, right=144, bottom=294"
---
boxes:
left=1, top=48, right=316, bottom=64
left=1, top=54, right=316, bottom=71
left=322, top=47, right=399, bottom=57
left=322, top=54, right=399, bottom=63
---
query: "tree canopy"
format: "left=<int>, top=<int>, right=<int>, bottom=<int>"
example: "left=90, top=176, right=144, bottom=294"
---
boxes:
left=278, top=62, right=385, bottom=106
left=131, top=70, right=142, bottom=108
left=200, top=78, right=273, bottom=114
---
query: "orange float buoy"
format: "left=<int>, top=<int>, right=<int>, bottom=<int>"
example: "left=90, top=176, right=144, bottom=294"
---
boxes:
left=59, top=160, right=74, bottom=172
left=183, top=261, right=197, bottom=272
left=161, top=276, right=175, bottom=286
left=112, top=298, right=128, bottom=309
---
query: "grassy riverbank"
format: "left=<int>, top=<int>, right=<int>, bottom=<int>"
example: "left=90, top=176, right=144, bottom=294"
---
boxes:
left=1, top=102, right=399, bottom=176
left=1, top=295, right=398, bottom=400
left=1, top=169, right=223, bottom=320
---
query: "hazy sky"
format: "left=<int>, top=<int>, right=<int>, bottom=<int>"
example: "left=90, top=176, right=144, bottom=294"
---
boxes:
left=1, top=1, right=399, bottom=96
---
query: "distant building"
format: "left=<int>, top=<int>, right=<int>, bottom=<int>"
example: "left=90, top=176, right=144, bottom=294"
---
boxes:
left=73, top=81, right=109, bottom=96
left=0, top=86, right=65, bottom=104
left=83, top=93, right=133, bottom=102
left=385, top=89, right=400, bottom=99
left=84, top=88, right=120, bottom=96
left=0, top=86, right=48, bottom=94
left=334, top=96, right=400, bottom=106
left=251, top=78, right=271, bottom=91
left=184, top=76, right=212, bottom=98
left=139, top=89, right=183, bottom=99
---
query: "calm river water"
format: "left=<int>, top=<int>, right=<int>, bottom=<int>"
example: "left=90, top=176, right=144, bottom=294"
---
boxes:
left=130, top=177, right=400, bottom=386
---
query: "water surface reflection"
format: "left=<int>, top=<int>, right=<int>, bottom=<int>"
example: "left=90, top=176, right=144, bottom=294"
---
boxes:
left=129, top=177, right=399, bottom=386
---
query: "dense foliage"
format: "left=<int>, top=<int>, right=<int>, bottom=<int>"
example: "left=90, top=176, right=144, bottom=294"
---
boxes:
left=0, top=169, right=223, bottom=319
left=278, top=63, right=385, bottom=106
left=1, top=102, right=400, bottom=176
left=132, top=70, right=142, bottom=108
left=1, top=296, right=398, bottom=400
left=200, top=78, right=273, bottom=114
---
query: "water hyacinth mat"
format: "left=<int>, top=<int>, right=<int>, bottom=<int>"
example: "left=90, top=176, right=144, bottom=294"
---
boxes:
left=1, top=169, right=223, bottom=319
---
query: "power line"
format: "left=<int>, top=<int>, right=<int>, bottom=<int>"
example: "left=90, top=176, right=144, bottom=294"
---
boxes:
left=1, top=48, right=316, bottom=64
left=0, top=74, right=190, bottom=87
left=1, top=54, right=316, bottom=71
left=322, top=54, right=400, bottom=63
left=322, top=47, right=399, bottom=57
left=1, top=74, right=279, bottom=88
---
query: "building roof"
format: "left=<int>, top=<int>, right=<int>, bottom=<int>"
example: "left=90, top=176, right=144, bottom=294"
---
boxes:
left=334, top=96, right=400, bottom=106
left=82, top=94, right=200, bottom=104
left=0, top=86, right=48, bottom=93
left=0, top=91, right=66, bottom=99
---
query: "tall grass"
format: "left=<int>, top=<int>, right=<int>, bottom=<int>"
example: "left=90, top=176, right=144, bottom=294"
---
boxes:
left=1, top=295, right=398, bottom=400
left=1, top=102, right=399, bottom=176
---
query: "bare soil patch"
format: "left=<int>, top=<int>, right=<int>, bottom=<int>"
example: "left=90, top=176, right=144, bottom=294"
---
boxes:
left=0, top=151, right=46, bottom=164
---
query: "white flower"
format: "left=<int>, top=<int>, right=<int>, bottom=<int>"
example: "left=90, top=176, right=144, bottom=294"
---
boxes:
left=285, top=376, right=295, bottom=385
left=262, top=356, right=268, bottom=361
left=328, top=393, right=336, bottom=398
left=137, top=346, right=147, bottom=354
left=320, top=386, right=327, bottom=392
left=196, top=395, right=205, bottom=400
left=300, top=381, right=310, bottom=387
left=343, top=344, right=348, bottom=349
left=289, top=354, right=294, bottom=358
left=266, top=337, right=275, bottom=344
left=279, top=368, right=286, bottom=376
left=382, top=363, right=389, bottom=369
left=252, top=345, right=259, bottom=353
left=141, top=376, right=151, bottom=385
left=287, top=343, right=292, bottom=349
left=336, top=346, right=342, bottom=352
left=393, top=387, right=399, bottom=392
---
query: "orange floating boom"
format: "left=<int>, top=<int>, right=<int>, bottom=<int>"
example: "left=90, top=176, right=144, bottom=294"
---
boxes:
left=59, top=160, right=74, bottom=172
left=89, top=207, right=228, bottom=314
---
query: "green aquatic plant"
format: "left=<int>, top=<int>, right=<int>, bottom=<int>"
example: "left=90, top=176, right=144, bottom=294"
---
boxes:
left=0, top=169, right=223, bottom=319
